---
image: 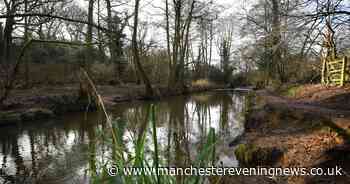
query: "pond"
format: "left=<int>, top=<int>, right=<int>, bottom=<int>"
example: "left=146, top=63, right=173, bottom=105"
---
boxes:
left=0, top=91, right=247, bottom=184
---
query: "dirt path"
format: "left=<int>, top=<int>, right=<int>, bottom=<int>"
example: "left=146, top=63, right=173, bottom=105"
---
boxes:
left=256, top=89, right=350, bottom=131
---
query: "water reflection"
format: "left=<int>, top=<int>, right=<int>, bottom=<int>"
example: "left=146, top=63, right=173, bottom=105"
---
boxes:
left=0, top=91, right=245, bottom=183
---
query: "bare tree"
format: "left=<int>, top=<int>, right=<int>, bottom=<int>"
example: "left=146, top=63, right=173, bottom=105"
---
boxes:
left=168, top=0, right=196, bottom=91
left=132, top=0, right=154, bottom=97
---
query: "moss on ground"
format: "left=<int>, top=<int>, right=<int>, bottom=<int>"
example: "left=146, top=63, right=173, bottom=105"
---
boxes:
left=235, top=143, right=283, bottom=167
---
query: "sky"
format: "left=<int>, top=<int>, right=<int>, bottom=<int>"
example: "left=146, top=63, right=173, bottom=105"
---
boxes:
left=133, top=0, right=253, bottom=63
left=75, top=0, right=253, bottom=64
left=0, top=0, right=254, bottom=64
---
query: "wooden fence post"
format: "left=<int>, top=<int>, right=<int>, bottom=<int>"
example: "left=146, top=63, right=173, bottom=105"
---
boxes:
left=321, top=58, right=326, bottom=84
left=340, top=57, right=347, bottom=86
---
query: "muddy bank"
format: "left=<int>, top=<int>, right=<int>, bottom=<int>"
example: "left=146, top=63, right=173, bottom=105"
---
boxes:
left=229, top=89, right=350, bottom=184
left=0, top=84, right=222, bottom=125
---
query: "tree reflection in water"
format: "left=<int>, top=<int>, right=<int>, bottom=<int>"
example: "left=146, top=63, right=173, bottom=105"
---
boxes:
left=0, top=91, right=246, bottom=183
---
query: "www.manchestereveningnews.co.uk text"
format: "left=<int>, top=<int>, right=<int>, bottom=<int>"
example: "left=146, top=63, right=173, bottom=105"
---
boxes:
left=107, top=165, right=343, bottom=177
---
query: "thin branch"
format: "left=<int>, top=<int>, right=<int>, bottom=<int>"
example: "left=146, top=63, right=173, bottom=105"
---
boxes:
left=0, top=13, right=111, bottom=32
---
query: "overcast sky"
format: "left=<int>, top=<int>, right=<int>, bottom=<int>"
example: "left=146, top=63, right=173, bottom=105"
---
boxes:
left=125, top=0, right=253, bottom=63
left=74, top=0, right=253, bottom=63
left=0, top=0, right=254, bottom=64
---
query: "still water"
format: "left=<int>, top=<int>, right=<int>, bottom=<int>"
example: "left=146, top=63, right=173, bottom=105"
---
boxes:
left=0, top=91, right=246, bottom=184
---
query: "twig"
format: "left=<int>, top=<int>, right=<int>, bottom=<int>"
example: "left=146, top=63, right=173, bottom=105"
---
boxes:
left=79, top=68, right=118, bottom=147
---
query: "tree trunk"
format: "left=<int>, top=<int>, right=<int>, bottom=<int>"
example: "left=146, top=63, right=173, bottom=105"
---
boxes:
left=209, top=20, right=213, bottom=78
left=97, top=0, right=105, bottom=62
left=3, top=14, right=14, bottom=64
left=132, top=0, right=154, bottom=97
left=169, top=0, right=195, bottom=91
left=165, top=0, right=172, bottom=83
left=24, top=0, right=30, bottom=87
left=169, top=0, right=182, bottom=90
left=0, top=23, right=4, bottom=62
left=106, top=0, right=117, bottom=78
left=270, top=0, right=283, bottom=82
left=85, top=0, right=94, bottom=67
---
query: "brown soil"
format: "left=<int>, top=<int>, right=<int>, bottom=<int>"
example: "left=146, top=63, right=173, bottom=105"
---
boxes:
left=290, top=84, right=350, bottom=111
left=231, top=85, right=350, bottom=184
left=1, top=84, right=147, bottom=109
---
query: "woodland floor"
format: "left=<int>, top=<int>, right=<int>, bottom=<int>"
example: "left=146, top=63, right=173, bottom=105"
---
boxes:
left=229, top=84, right=350, bottom=184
